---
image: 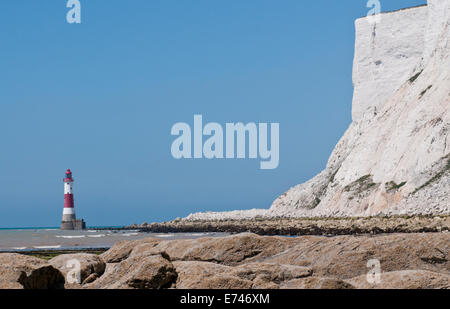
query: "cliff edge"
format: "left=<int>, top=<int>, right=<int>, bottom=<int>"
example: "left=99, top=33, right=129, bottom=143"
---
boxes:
left=186, top=0, right=450, bottom=220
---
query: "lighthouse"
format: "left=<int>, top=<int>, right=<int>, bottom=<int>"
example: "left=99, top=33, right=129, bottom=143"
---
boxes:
left=61, top=169, right=86, bottom=230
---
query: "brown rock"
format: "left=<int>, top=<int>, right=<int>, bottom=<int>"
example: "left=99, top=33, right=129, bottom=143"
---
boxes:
left=100, top=233, right=293, bottom=267
left=152, top=233, right=295, bottom=266
left=100, top=238, right=161, bottom=263
left=347, top=270, right=450, bottom=289
left=199, top=275, right=254, bottom=289
left=0, top=254, right=64, bottom=289
left=262, top=233, right=449, bottom=279
left=86, top=253, right=177, bottom=289
left=65, top=232, right=450, bottom=289
left=173, top=261, right=252, bottom=289
left=281, top=277, right=355, bottom=289
left=50, top=253, right=106, bottom=285
left=82, top=273, right=99, bottom=285
left=128, top=243, right=171, bottom=261
left=172, top=261, right=312, bottom=289
left=0, top=267, right=28, bottom=289
left=230, top=263, right=313, bottom=288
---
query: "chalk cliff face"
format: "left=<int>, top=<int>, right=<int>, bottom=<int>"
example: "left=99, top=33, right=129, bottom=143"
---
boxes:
left=186, top=0, right=450, bottom=220
left=351, top=5, right=428, bottom=122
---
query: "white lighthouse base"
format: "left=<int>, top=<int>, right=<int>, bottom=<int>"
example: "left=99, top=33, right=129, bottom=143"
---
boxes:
left=61, top=219, right=86, bottom=230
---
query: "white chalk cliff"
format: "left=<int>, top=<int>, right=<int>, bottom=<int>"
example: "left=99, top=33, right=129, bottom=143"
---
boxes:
left=186, top=0, right=450, bottom=220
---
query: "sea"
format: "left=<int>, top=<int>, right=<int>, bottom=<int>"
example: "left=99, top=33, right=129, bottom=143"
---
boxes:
left=0, top=227, right=227, bottom=252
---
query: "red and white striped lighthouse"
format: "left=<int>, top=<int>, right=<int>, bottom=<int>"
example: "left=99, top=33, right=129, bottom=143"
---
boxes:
left=61, top=169, right=86, bottom=230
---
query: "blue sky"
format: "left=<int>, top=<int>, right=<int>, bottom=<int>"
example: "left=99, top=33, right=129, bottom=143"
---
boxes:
left=0, top=0, right=427, bottom=227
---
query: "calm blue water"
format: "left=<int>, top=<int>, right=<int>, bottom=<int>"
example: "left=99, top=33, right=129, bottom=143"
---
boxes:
left=0, top=227, right=226, bottom=252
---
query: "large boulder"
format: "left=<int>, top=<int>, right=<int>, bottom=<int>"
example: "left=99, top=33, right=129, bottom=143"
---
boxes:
left=93, top=232, right=449, bottom=289
left=100, top=233, right=295, bottom=266
left=49, top=253, right=106, bottom=286
left=0, top=254, right=64, bottom=289
left=172, top=260, right=312, bottom=289
left=173, top=261, right=235, bottom=289
left=152, top=233, right=295, bottom=266
left=229, top=263, right=312, bottom=289
left=174, top=261, right=253, bottom=289
left=100, top=238, right=161, bottom=263
left=0, top=267, right=26, bottom=289
left=262, top=233, right=450, bottom=279
left=2, top=231, right=448, bottom=289
left=85, top=253, right=177, bottom=289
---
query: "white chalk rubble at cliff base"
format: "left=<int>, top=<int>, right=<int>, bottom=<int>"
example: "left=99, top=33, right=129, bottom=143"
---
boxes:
left=186, top=1, right=450, bottom=221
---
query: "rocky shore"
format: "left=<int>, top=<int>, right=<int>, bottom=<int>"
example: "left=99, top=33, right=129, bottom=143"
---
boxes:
left=1, top=232, right=449, bottom=289
left=128, top=215, right=450, bottom=236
